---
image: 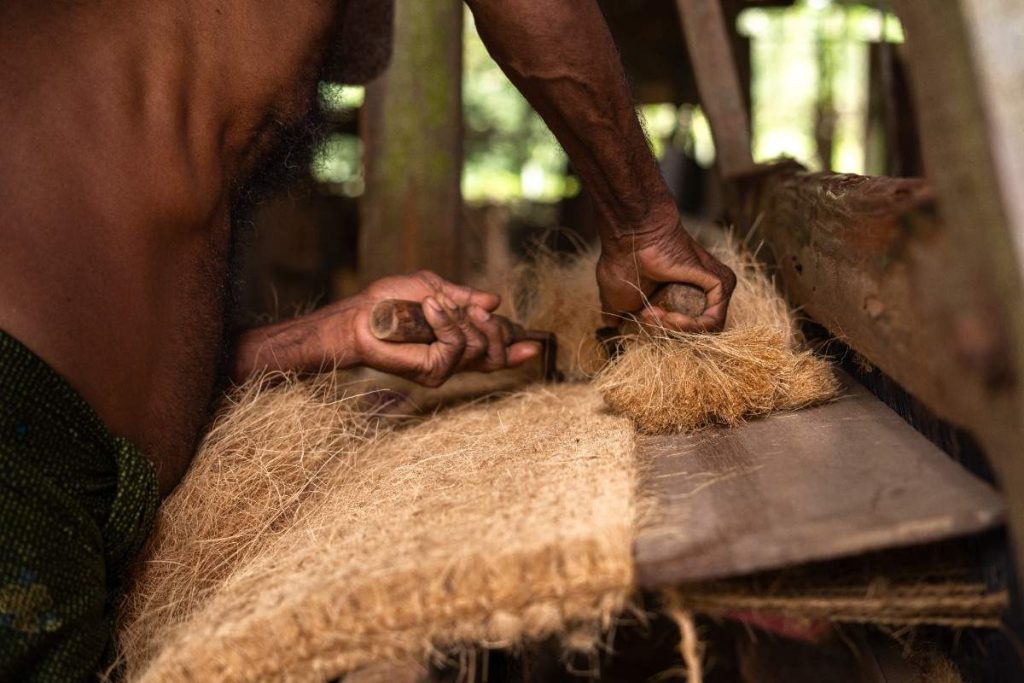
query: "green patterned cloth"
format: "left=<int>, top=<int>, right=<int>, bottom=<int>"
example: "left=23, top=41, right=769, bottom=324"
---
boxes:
left=0, top=331, right=159, bottom=681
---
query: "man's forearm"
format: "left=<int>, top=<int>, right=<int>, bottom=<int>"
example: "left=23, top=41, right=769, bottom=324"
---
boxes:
left=465, top=0, right=678, bottom=243
left=231, top=305, right=362, bottom=380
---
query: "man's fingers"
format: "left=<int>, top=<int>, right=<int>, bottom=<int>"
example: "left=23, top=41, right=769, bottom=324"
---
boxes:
left=596, top=256, right=647, bottom=328
left=600, top=290, right=647, bottom=328
left=469, top=306, right=509, bottom=371
left=438, top=294, right=488, bottom=369
left=692, top=274, right=731, bottom=332
left=440, top=281, right=501, bottom=312
left=596, top=231, right=737, bottom=333
left=662, top=311, right=707, bottom=333
left=636, top=304, right=725, bottom=334
left=636, top=306, right=699, bottom=334
left=695, top=297, right=729, bottom=332
left=600, top=281, right=646, bottom=321
left=632, top=269, right=732, bottom=333
left=421, top=296, right=466, bottom=386
left=409, top=270, right=500, bottom=312
left=508, top=341, right=541, bottom=367
left=637, top=306, right=665, bottom=324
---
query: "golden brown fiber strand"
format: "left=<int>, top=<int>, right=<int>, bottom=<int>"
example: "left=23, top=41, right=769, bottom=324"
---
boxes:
left=502, top=249, right=608, bottom=379
left=116, top=383, right=636, bottom=681
left=666, top=598, right=704, bottom=683
left=113, top=374, right=394, bottom=678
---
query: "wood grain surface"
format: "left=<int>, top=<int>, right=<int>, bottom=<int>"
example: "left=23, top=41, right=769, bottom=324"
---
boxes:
left=634, top=373, right=1004, bottom=587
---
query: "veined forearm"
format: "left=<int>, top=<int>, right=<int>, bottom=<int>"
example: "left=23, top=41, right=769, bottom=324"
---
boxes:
left=465, top=0, right=677, bottom=240
left=231, top=304, right=362, bottom=380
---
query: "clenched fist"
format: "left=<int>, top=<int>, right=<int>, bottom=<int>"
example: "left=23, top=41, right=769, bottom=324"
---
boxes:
left=598, top=218, right=736, bottom=332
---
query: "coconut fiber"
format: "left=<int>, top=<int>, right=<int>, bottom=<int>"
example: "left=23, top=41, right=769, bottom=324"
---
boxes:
left=115, top=235, right=841, bottom=681
left=593, top=238, right=838, bottom=432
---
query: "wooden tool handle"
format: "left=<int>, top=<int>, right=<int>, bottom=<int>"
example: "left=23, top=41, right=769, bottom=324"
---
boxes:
left=649, top=283, right=707, bottom=319
left=369, top=299, right=545, bottom=344
left=370, top=300, right=433, bottom=343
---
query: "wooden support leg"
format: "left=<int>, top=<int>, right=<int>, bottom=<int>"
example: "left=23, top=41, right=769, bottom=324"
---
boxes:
left=675, top=0, right=754, bottom=177
left=890, top=0, right=1024, bottom=589
left=360, top=0, right=464, bottom=283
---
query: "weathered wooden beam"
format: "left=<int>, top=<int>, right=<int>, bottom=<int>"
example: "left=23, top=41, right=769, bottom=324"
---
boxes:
left=888, top=0, right=1024, bottom=587
left=959, top=0, right=1024, bottom=274
left=731, top=163, right=975, bottom=423
left=360, top=0, right=463, bottom=283
left=676, top=0, right=754, bottom=176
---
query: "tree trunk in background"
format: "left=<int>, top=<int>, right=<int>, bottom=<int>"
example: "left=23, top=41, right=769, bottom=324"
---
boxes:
left=360, top=0, right=464, bottom=283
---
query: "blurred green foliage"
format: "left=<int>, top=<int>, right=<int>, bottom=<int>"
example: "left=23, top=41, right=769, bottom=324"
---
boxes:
left=314, top=133, right=364, bottom=196
left=313, top=83, right=365, bottom=195
left=740, top=0, right=903, bottom=172
left=462, top=8, right=573, bottom=203
left=313, top=0, right=904, bottom=203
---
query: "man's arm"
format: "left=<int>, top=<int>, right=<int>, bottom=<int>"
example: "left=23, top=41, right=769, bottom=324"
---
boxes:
left=465, top=0, right=735, bottom=331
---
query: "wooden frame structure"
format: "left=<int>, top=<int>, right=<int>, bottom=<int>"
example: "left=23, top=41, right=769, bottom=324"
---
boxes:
left=679, top=0, right=1024, bottom=584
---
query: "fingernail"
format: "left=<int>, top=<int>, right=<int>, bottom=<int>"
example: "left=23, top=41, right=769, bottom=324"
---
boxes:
left=470, top=306, right=491, bottom=323
left=425, top=297, right=443, bottom=314
left=524, top=342, right=541, bottom=358
left=439, top=293, right=455, bottom=310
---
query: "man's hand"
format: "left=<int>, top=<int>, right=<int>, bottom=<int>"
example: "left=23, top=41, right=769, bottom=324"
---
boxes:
left=465, top=1, right=736, bottom=333
left=347, top=271, right=540, bottom=386
left=597, top=220, right=736, bottom=333
left=232, top=271, right=541, bottom=387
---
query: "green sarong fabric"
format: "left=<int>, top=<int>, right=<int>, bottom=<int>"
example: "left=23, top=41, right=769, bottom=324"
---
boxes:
left=0, top=331, right=159, bottom=682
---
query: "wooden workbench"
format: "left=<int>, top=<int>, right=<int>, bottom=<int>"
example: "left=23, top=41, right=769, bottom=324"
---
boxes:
left=634, top=373, right=1004, bottom=587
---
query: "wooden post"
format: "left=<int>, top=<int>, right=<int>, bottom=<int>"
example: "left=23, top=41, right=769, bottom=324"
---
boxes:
left=360, top=0, right=464, bottom=283
left=676, top=0, right=754, bottom=177
left=886, top=1, right=1024, bottom=584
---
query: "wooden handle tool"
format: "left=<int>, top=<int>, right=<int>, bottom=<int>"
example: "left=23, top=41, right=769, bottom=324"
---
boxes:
left=646, top=283, right=708, bottom=319
left=369, top=299, right=561, bottom=380
left=369, top=286, right=705, bottom=342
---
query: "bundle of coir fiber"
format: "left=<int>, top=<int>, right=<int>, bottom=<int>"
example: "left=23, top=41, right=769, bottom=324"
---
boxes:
left=114, top=235, right=838, bottom=681
left=590, top=236, right=838, bottom=432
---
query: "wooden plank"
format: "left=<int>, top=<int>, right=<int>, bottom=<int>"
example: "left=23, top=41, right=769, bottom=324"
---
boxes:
left=344, top=663, right=429, bottom=683
left=961, top=0, right=1024, bottom=264
left=634, top=373, right=1004, bottom=587
left=676, top=0, right=754, bottom=176
left=359, top=0, right=463, bottom=283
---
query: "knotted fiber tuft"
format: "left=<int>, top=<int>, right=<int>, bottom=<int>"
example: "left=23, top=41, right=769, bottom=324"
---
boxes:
left=495, top=234, right=839, bottom=431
